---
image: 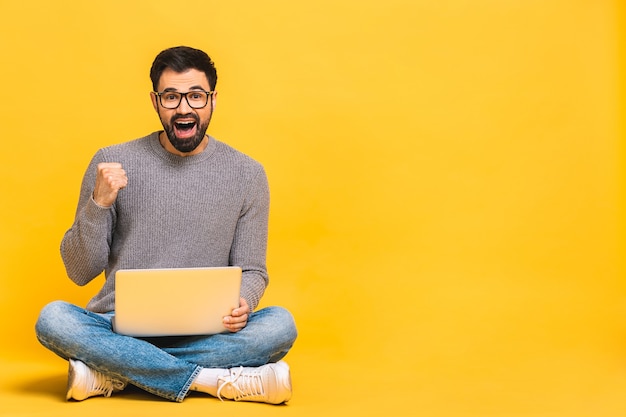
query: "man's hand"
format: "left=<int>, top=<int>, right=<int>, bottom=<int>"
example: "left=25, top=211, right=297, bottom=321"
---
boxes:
left=223, top=297, right=250, bottom=332
left=93, top=163, right=128, bottom=207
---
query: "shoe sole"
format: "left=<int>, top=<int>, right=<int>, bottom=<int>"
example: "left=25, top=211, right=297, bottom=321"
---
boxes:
left=273, top=360, right=292, bottom=404
left=66, top=359, right=80, bottom=401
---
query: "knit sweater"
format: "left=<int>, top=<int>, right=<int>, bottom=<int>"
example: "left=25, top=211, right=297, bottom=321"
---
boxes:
left=60, top=132, right=270, bottom=313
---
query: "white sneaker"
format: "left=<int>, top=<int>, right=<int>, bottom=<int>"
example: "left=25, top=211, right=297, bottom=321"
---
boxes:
left=216, top=361, right=292, bottom=404
left=66, top=359, right=126, bottom=401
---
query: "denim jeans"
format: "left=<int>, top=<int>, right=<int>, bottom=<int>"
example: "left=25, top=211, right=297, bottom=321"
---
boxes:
left=35, top=301, right=297, bottom=402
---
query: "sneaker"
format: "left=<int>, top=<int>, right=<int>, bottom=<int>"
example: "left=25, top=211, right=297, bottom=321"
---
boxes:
left=66, top=359, right=126, bottom=401
left=216, top=361, right=292, bottom=404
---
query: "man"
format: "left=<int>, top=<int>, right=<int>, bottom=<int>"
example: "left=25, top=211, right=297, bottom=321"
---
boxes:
left=35, top=46, right=297, bottom=404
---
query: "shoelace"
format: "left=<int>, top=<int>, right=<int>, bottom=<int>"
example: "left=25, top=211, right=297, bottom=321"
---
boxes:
left=90, top=373, right=125, bottom=398
left=216, top=367, right=265, bottom=401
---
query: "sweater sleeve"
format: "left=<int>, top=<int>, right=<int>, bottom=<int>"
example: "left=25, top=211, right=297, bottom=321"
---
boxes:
left=60, top=150, right=117, bottom=286
left=229, top=165, right=271, bottom=311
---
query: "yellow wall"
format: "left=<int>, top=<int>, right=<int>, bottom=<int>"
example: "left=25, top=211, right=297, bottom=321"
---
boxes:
left=1, top=0, right=624, bottom=415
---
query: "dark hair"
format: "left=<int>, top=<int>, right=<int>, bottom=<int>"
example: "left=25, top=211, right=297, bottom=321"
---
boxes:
left=150, top=46, right=218, bottom=91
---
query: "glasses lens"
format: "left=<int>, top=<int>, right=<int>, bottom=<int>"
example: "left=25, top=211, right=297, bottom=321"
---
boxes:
left=186, top=91, right=209, bottom=109
left=160, top=92, right=182, bottom=109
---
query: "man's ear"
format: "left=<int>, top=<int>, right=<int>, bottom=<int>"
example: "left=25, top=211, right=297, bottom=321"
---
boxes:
left=150, top=92, right=159, bottom=112
left=211, top=91, right=217, bottom=109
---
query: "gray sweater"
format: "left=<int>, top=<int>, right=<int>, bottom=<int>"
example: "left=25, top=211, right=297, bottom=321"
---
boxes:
left=61, top=132, right=270, bottom=313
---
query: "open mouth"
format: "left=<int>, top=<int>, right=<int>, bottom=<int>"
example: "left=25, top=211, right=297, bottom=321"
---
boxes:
left=173, top=120, right=197, bottom=138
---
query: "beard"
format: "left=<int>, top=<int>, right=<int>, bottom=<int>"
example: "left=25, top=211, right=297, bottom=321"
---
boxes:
left=162, top=112, right=211, bottom=153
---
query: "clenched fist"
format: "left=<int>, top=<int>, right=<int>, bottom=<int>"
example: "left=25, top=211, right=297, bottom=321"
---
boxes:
left=93, top=162, right=128, bottom=207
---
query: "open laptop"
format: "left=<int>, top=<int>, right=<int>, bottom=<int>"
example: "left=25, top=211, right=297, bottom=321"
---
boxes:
left=112, top=266, right=242, bottom=337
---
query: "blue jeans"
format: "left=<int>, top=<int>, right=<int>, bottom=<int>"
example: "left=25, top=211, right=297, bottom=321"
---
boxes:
left=35, top=301, right=297, bottom=402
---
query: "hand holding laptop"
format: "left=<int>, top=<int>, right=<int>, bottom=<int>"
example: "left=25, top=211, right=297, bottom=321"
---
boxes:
left=223, top=297, right=250, bottom=333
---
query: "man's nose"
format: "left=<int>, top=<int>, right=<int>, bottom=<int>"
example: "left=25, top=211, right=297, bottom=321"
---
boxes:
left=177, top=95, right=193, bottom=113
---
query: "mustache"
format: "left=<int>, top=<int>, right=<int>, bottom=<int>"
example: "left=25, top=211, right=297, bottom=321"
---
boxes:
left=171, top=113, right=200, bottom=124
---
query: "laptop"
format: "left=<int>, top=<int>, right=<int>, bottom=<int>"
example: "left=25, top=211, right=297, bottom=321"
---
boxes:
left=112, top=266, right=242, bottom=337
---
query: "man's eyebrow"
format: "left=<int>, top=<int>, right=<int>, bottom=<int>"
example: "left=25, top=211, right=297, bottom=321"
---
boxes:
left=161, top=85, right=207, bottom=92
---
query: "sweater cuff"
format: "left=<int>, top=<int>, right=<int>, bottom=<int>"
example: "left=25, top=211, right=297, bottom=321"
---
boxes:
left=90, top=194, right=114, bottom=209
left=83, top=195, right=115, bottom=222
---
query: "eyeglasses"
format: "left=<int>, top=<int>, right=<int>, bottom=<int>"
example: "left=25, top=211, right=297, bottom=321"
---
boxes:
left=153, top=90, right=214, bottom=109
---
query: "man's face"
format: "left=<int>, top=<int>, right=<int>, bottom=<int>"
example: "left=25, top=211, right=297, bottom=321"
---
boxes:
left=151, top=68, right=216, bottom=155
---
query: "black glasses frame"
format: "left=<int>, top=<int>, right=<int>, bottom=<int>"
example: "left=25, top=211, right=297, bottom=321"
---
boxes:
left=153, top=90, right=214, bottom=109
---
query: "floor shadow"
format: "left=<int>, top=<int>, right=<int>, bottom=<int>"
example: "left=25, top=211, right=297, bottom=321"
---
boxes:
left=10, top=373, right=67, bottom=399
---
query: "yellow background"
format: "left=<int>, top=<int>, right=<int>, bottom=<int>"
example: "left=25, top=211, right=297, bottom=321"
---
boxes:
left=1, top=1, right=625, bottom=416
